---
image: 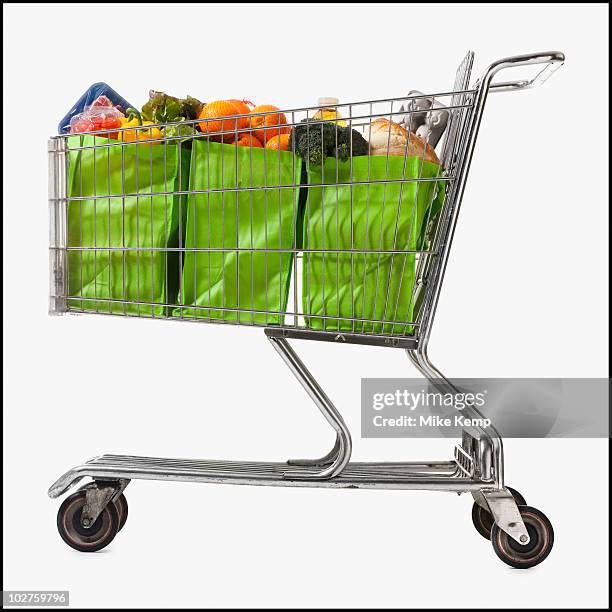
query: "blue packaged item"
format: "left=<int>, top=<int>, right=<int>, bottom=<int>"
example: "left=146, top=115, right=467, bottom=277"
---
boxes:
left=58, top=83, right=136, bottom=134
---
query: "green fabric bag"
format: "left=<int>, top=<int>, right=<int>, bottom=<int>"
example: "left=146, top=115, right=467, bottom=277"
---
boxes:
left=303, top=155, right=445, bottom=335
left=66, top=135, right=190, bottom=316
left=176, top=140, right=302, bottom=325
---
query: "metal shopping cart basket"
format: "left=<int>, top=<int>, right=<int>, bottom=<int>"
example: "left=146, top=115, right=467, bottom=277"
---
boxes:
left=48, top=51, right=564, bottom=567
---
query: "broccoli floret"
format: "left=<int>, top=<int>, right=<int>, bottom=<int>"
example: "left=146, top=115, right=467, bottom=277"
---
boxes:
left=290, top=119, right=368, bottom=165
left=289, top=120, right=332, bottom=165
left=336, top=127, right=369, bottom=161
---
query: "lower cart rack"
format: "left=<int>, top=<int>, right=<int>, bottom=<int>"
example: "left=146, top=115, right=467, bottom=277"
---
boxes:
left=50, top=455, right=472, bottom=496
left=48, top=51, right=564, bottom=568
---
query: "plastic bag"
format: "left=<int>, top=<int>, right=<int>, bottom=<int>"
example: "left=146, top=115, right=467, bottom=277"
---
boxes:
left=58, top=82, right=135, bottom=134
left=69, top=96, right=124, bottom=135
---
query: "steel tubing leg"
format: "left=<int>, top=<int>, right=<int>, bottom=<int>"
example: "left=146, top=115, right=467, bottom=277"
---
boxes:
left=286, top=434, right=342, bottom=467
left=406, top=347, right=504, bottom=487
left=267, top=335, right=352, bottom=479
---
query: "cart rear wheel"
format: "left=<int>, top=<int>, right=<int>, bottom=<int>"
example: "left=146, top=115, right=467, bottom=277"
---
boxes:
left=113, top=493, right=128, bottom=532
left=57, top=491, right=119, bottom=552
left=471, top=487, right=527, bottom=540
left=491, top=505, right=554, bottom=568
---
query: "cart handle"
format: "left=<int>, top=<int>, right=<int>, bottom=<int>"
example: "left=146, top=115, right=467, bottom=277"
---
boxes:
left=479, top=51, right=565, bottom=93
left=416, top=51, right=565, bottom=349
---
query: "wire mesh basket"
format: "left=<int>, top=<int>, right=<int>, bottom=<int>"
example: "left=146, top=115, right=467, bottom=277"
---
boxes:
left=49, top=53, right=478, bottom=347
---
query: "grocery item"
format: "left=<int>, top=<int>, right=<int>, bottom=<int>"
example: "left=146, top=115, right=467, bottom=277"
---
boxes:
left=141, top=90, right=203, bottom=123
left=198, top=100, right=249, bottom=142
left=58, top=82, right=135, bottom=134
left=290, top=119, right=368, bottom=165
left=116, top=109, right=162, bottom=143
left=141, top=90, right=204, bottom=138
left=90, top=95, right=116, bottom=109
left=249, top=105, right=290, bottom=144
left=398, top=91, right=449, bottom=147
left=265, top=133, right=290, bottom=150
left=161, top=123, right=201, bottom=138
left=228, top=133, right=264, bottom=147
left=367, top=118, right=439, bottom=164
left=228, top=99, right=254, bottom=116
left=69, top=96, right=124, bottom=136
left=312, top=97, right=346, bottom=126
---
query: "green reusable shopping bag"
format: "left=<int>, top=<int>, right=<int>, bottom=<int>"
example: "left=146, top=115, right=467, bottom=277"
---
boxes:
left=176, top=140, right=302, bottom=325
left=66, top=135, right=190, bottom=316
left=303, top=155, right=445, bottom=335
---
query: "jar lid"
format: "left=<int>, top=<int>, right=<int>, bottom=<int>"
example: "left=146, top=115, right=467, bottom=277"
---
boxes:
left=317, top=97, right=339, bottom=107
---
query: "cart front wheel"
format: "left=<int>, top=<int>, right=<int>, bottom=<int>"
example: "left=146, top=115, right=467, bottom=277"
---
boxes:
left=491, top=505, right=554, bottom=569
left=471, top=487, right=527, bottom=540
left=113, top=493, right=129, bottom=531
left=57, top=491, right=119, bottom=552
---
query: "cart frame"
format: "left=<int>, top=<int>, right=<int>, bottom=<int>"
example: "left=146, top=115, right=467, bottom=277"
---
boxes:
left=48, top=51, right=564, bottom=565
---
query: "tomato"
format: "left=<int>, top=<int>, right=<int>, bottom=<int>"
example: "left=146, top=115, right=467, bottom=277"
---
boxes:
left=101, top=116, right=122, bottom=139
left=89, top=116, right=104, bottom=130
left=70, top=119, right=91, bottom=134
left=102, top=116, right=121, bottom=129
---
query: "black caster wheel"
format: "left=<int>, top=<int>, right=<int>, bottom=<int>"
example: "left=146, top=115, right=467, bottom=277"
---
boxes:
left=491, top=505, right=554, bottom=569
left=471, top=487, right=527, bottom=540
left=113, top=493, right=129, bottom=532
left=57, top=490, right=119, bottom=552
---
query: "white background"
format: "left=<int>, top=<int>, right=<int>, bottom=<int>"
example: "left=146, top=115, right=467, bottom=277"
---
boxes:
left=3, top=2, right=609, bottom=608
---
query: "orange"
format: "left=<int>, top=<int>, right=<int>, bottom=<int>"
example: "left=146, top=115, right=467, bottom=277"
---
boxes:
left=198, top=100, right=250, bottom=142
left=228, top=133, right=264, bottom=148
left=228, top=99, right=254, bottom=116
left=249, top=105, right=290, bottom=144
left=265, top=133, right=291, bottom=151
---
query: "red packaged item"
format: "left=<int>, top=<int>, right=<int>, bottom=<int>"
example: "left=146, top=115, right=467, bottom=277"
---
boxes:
left=89, top=95, right=114, bottom=108
left=70, top=95, right=124, bottom=138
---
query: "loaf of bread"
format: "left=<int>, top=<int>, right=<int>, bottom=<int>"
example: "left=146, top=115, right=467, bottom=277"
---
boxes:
left=367, top=118, right=439, bottom=164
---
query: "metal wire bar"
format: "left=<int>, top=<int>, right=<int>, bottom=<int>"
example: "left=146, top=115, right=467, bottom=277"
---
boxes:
left=55, top=176, right=453, bottom=203
left=55, top=246, right=437, bottom=254
left=64, top=295, right=423, bottom=328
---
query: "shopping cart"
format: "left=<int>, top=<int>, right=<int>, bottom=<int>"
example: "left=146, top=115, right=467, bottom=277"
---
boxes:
left=48, top=51, right=564, bottom=568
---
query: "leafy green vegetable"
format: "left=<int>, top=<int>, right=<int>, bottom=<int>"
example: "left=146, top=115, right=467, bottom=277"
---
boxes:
left=180, top=96, right=204, bottom=120
left=161, top=123, right=198, bottom=139
left=141, top=90, right=204, bottom=124
left=289, top=119, right=369, bottom=165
